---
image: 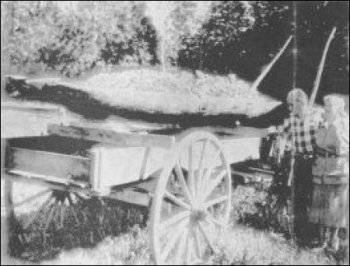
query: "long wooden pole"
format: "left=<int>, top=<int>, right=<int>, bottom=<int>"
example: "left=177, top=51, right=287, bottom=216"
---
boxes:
left=250, top=35, right=293, bottom=90
left=346, top=185, right=349, bottom=265
left=288, top=1, right=298, bottom=242
left=346, top=6, right=349, bottom=263
left=308, top=27, right=337, bottom=108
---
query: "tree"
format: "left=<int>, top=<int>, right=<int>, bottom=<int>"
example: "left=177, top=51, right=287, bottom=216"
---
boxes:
left=144, top=1, right=212, bottom=71
left=178, top=1, right=261, bottom=74
left=4, top=1, right=158, bottom=77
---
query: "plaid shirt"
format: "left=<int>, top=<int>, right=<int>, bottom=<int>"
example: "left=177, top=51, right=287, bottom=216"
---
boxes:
left=282, top=111, right=323, bottom=155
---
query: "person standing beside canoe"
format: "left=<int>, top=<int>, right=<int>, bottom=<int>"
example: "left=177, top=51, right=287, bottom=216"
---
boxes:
left=278, top=88, right=323, bottom=245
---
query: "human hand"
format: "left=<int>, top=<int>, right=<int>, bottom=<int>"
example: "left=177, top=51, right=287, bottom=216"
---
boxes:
left=268, top=126, right=277, bottom=134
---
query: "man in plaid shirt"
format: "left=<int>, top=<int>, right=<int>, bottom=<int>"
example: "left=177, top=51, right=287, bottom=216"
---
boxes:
left=280, top=88, right=323, bottom=245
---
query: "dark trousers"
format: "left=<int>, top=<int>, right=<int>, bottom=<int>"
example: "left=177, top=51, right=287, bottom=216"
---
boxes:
left=293, top=157, right=314, bottom=243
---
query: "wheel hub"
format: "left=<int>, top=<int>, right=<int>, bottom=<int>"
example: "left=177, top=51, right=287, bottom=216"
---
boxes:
left=52, top=190, right=70, bottom=203
left=190, top=209, right=207, bottom=223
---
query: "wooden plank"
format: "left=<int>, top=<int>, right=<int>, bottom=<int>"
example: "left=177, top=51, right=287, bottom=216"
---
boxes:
left=1, top=105, right=65, bottom=138
left=1, top=101, right=62, bottom=113
left=2, top=172, right=92, bottom=197
left=6, top=169, right=90, bottom=189
left=248, top=167, right=274, bottom=175
left=139, top=146, right=151, bottom=180
left=221, top=137, right=261, bottom=165
left=48, top=124, right=175, bottom=149
left=89, top=144, right=168, bottom=192
left=90, top=145, right=102, bottom=192
left=132, top=177, right=158, bottom=193
left=105, top=189, right=151, bottom=207
left=8, top=147, right=91, bottom=182
left=7, top=169, right=70, bottom=185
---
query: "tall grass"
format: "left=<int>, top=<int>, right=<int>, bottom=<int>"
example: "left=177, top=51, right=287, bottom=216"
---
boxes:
left=1, top=182, right=339, bottom=265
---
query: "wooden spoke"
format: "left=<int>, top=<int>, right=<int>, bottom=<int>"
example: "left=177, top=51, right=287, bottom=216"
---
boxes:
left=186, top=232, right=202, bottom=265
left=174, top=163, right=193, bottom=204
left=13, top=189, right=51, bottom=208
left=204, top=195, right=229, bottom=209
left=73, top=192, right=88, bottom=202
left=73, top=206, right=83, bottom=226
left=186, top=232, right=194, bottom=265
left=151, top=131, right=231, bottom=265
left=160, top=210, right=191, bottom=232
left=60, top=203, right=66, bottom=228
left=44, top=204, right=56, bottom=232
left=161, top=222, right=188, bottom=263
left=187, top=144, right=195, bottom=198
left=22, top=194, right=54, bottom=230
left=205, top=213, right=227, bottom=228
left=164, top=190, right=191, bottom=210
left=52, top=203, right=60, bottom=226
left=193, top=225, right=202, bottom=261
left=196, top=140, right=209, bottom=197
left=176, top=227, right=189, bottom=264
left=69, top=205, right=80, bottom=226
left=198, top=222, right=216, bottom=254
left=201, top=169, right=227, bottom=203
left=199, top=149, right=221, bottom=192
left=67, top=194, right=81, bottom=225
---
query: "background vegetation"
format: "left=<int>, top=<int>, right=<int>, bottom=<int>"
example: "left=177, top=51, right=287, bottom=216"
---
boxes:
left=1, top=181, right=335, bottom=265
left=1, top=1, right=348, bottom=102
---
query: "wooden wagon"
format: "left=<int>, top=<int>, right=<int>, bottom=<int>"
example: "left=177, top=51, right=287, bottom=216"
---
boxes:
left=2, top=115, right=264, bottom=264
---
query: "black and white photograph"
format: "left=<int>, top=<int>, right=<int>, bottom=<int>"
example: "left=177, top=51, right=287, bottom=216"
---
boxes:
left=1, top=1, right=349, bottom=265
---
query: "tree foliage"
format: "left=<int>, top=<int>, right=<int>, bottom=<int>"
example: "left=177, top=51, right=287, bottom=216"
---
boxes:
left=2, top=1, right=348, bottom=99
left=178, top=1, right=293, bottom=76
left=3, top=1, right=158, bottom=77
left=178, top=1, right=348, bottom=99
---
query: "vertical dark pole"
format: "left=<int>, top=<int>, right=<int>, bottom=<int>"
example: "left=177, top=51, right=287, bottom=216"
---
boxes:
left=346, top=185, right=349, bottom=265
left=1, top=139, right=9, bottom=261
left=289, top=0, right=298, bottom=243
left=292, top=1, right=297, bottom=89
left=346, top=4, right=349, bottom=264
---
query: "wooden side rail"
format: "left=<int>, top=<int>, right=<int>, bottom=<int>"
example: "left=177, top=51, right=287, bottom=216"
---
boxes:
left=3, top=170, right=91, bottom=199
left=48, top=124, right=175, bottom=149
left=1, top=101, right=63, bottom=113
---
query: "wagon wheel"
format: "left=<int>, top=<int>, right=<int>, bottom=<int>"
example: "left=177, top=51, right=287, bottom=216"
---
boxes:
left=150, top=131, right=232, bottom=265
left=4, top=177, right=93, bottom=258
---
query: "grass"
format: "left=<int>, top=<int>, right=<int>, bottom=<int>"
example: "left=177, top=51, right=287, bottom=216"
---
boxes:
left=43, top=224, right=333, bottom=266
left=1, top=180, right=337, bottom=265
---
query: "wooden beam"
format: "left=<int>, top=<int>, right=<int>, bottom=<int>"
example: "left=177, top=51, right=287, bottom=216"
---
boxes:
left=132, top=177, right=158, bottom=193
left=139, top=146, right=151, bottom=180
left=1, top=101, right=62, bottom=113
left=48, top=124, right=175, bottom=149
left=308, top=27, right=337, bottom=108
left=2, top=172, right=92, bottom=196
left=251, top=35, right=292, bottom=90
left=105, top=189, right=151, bottom=207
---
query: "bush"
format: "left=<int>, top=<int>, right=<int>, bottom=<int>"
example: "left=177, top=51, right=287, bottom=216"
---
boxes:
left=3, top=1, right=158, bottom=77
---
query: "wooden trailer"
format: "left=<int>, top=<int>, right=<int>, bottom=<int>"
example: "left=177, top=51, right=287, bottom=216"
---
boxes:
left=2, top=121, right=264, bottom=265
